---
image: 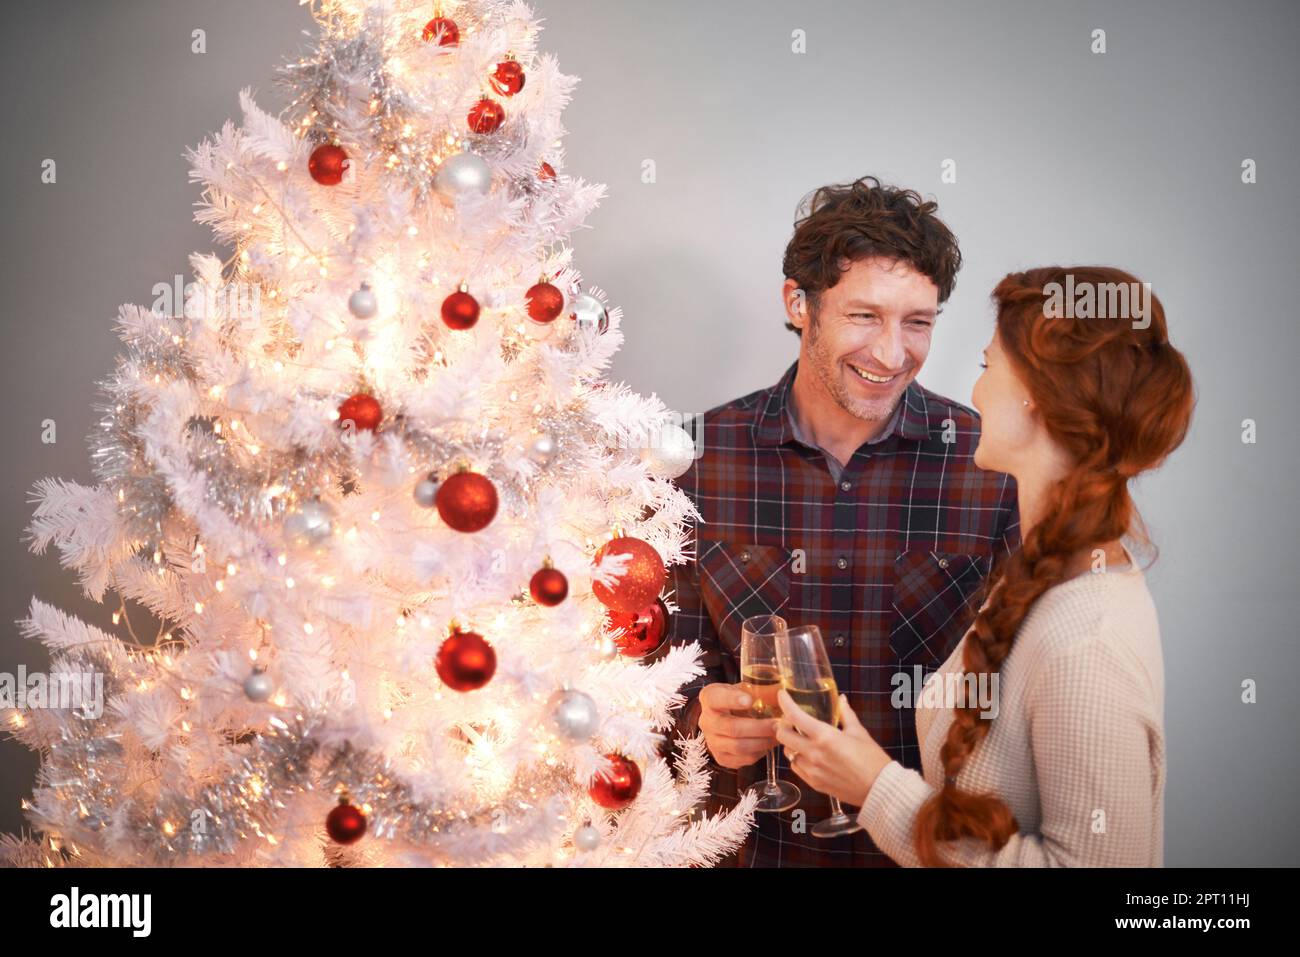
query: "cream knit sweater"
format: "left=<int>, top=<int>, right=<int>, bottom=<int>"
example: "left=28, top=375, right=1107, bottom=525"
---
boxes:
left=859, top=544, right=1166, bottom=866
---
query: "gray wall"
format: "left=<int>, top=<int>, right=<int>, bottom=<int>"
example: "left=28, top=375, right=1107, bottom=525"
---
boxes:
left=2, top=0, right=1296, bottom=865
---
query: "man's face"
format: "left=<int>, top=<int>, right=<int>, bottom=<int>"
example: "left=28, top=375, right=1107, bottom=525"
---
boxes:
left=788, top=256, right=939, bottom=423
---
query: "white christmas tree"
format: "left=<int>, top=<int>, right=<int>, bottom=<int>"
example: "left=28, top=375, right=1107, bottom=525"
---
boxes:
left=2, top=0, right=754, bottom=867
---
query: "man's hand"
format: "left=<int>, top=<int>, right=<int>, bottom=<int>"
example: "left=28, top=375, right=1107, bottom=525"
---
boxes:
left=698, top=682, right=778, bottom=769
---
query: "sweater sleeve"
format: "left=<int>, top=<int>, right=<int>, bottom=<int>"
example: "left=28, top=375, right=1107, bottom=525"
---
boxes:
left=859, top=636, right=1162, bottom=867
left=857, top=759, right=935, bottom=867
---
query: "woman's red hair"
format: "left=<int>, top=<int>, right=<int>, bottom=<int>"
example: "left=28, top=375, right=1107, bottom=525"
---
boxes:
left=913, top=266, right=1195, bottom=866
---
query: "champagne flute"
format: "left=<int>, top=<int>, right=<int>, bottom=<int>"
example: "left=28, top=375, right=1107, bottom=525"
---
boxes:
left=738, top=615, right=801, bottom=813
left=774, top=624, right=863, bottom=838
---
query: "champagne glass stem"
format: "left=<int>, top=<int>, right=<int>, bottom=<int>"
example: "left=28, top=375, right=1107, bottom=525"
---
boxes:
left=765, top=748, right=779, bottom=792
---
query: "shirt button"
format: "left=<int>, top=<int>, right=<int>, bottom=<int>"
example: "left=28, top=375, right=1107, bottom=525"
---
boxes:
left=836, top=556, right=849, bottom=570
left=839, top=480, right=852, bottom=492
left=938, top=557, right=950, bottom=569
left=833, top=634, right=846, bottom=647
left=740, top=551, right=751, bottom=563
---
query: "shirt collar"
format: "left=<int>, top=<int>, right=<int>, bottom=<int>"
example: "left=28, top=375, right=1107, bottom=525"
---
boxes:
left=753, top=359, right=932, bottom=448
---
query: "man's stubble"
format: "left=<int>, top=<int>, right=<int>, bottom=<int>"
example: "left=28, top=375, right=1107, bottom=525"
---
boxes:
left=804, top=306, right=903, bottom=424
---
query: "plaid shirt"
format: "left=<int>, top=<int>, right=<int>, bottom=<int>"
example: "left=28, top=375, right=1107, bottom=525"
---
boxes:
left=665, top=359, right=1020, bottom=867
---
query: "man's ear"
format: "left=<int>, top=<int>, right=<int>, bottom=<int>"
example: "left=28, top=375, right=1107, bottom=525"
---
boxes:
left=783, top=278, right=808, bottom=332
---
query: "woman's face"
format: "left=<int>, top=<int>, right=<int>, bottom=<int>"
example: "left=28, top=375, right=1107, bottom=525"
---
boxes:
left=971, top=329, right=1039, bottom=476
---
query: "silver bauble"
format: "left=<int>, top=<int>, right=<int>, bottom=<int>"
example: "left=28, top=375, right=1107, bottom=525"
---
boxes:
left=527, top=432, right=557, bottom=466
left=348, top=283, right=378, bottom=319
left=433, top=151, right=492, bottom=206
left=641, top=423, right=697, bottom=479
left=284, top=499, right=336, bottom=545
left=413, top=474, right=439, bottom=508
left=549, top=688, right=600, bottom=741
left=243, top=668, right=274, bottom=703
left=574, top=823, right=601, bottom=852
left=569, top=293, right=609, bottom=335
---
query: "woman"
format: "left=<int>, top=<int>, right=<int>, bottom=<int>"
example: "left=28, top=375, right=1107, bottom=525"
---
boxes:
left=774, top=266, right=1195, bottom=866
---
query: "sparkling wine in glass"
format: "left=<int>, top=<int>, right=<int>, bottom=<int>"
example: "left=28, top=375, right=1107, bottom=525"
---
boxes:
left=775, top=624, right=863, bottom=838
left=738, top=614, right=801, bottom=813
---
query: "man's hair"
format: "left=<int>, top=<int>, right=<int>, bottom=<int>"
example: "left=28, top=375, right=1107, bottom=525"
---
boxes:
left=781, top=175, right=962, bottom=336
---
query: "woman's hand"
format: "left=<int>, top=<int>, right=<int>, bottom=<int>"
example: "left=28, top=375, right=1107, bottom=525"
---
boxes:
left=774, top=688, right=894, bottom=808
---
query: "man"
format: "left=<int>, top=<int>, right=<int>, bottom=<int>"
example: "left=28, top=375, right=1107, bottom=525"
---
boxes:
left=666, top=175, right=1020, bottom=867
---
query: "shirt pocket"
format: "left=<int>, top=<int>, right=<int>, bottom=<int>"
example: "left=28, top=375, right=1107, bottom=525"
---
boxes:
left=696, top=539, right=792, bottom=660
left=889, top=549, right=992, bottom=668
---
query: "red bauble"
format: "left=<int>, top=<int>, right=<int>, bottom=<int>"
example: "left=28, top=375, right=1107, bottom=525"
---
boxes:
left=441, top=289, right=480, bottom=330
left=538, top=161, right=556, bottom=181
left=338, top=393, right=383, bottom=432
left=436, top=628, right=496, bottom=691
left=588, top=753, right=642, bottom=810
left=490, top=60, right=526, bottom=96
left=326, top=801, right=367, bottom=844
left=468, top=98, right=506, bottom=134
left=530, top=565, right=569, bottom=606
left=422, top=16, right=459, bottom=45
left=525, top=281, right=564, bottom=324
left=436, top=471, right=498, bottom=532
left=607, top=598, right=669, bottom=659
left=591, top=536, right=666, bottom=613
left=308, top=144, right=350, bottom=186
